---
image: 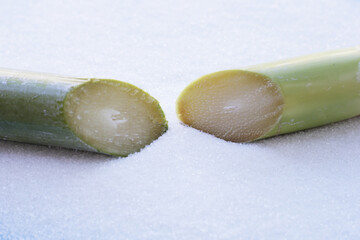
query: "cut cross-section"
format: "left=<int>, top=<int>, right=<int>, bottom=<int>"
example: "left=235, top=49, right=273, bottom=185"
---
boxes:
left=176, top=70, right=284, bottom=142
left=65, top=79, right=167, bottom=156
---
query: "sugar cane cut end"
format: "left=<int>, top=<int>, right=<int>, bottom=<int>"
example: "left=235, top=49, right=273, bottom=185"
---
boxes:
left=64, top=79, right=167, bottom=157
left=176, top=70, right=284, bottom=142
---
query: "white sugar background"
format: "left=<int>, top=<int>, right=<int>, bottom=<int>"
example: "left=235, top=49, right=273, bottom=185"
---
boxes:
left=1, top=0, right=360, bottom=239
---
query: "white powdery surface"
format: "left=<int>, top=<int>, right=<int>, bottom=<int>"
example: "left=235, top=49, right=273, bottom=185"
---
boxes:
left=1, top=0, right=360, bottom=239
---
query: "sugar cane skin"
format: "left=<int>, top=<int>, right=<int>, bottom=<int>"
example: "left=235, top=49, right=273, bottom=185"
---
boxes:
left=177, top=47, right=360, bottom=142
left=0, top=69, right=167, bottom=156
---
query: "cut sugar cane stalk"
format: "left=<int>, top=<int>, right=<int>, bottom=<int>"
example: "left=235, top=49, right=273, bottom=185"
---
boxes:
left=176, top=46, right=360, bottom=142
left=0, top=69, right=167, bottom=156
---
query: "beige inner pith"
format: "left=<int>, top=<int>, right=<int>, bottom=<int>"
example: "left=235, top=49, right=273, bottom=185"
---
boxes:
left=64, top=80, right=165, bottom=156
left=177, top=70, right=284, bottom=142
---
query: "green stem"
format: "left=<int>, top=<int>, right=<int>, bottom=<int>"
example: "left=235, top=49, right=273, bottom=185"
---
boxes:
left=0, top=69, right=167, bottom=156
left=248, top=46, right=360, bottom=139
left=176, top=46, right=360, bottom=142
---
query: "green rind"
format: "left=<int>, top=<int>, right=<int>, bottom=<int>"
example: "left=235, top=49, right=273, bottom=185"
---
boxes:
left=247, top=46, right=360, bottom=140
left=0, top=69, right=93, bottom=151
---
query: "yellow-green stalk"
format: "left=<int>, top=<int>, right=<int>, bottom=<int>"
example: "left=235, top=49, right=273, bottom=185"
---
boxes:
left=0, top=69, right=167, bottom=156
left=176, top=47, right=360, bottom=142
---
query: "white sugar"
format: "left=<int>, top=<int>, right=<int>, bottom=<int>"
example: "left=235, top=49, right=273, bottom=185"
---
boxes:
left=1, top=0, right=360, bottom=239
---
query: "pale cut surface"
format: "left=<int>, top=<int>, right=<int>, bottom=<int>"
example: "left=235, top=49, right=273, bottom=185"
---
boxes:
left=177, top=70, right=284, bottom=142
left=64, top=80, right=167, bottom=156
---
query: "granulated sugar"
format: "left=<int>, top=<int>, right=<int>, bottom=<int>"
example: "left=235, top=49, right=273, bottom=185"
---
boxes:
left=1, top=0, right=360, bottom=239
